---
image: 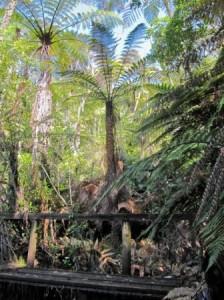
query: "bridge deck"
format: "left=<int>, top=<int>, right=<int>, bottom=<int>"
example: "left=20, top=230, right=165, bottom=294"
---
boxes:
left=0, top=268, right=182, bottom=299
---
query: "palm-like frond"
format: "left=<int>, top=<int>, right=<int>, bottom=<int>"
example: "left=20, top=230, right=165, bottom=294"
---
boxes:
left=200, top=207, right=224, bottom=271
left=109, top=36, right=224, bottom=248
left=122, top=0, right=160, bottom=26
left=87, top=22, right=147, bottom=100
left=53, top=10, right=122, bottom=35
left=115, top=55, right=150, bottom=91
left=90, top=23, right=117, bottom=96
left=120, top=23, right=147, bottom=64
left=52, top=32, right=88, bottom=70
left=16, top=0, right=122, bottom=48
left=91, top=23, right=117, bottom=61
left=139, top=56, right=224, bottom=137
left=83, top=0, right=169, bottom=24
left=64, top=70, right=106, bottom=101
left=111, top=23, right=147, bottom=96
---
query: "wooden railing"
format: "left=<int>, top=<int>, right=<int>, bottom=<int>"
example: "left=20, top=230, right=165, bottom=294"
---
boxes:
left=0, top=212, right=192, bottom=275
left=0, top=212, right=192, bottom=221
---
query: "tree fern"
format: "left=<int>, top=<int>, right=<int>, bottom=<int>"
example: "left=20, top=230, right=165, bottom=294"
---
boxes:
left=200, top=207, right=224, bottom=271
left=66, top=22, right=148, bottom=200
left=122, top=0, right=165, bottom=26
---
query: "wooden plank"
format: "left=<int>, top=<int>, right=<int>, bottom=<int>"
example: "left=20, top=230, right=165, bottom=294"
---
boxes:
left=0, top=212, right=192, bottom=222
left=0, top=268, right=180, bottom=298
left=122, top=221, right=132, bottom=275
left=0, top=280, right=163, bottom=300
left=13, top=268, right=182, bottom=287
left=27, top=221, right=38, bottom=267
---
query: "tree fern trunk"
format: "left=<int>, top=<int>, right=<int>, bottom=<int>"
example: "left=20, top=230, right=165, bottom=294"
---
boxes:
left=0, top=0, right=17, bottom=32
left=105, top=100, right=116, bottom=184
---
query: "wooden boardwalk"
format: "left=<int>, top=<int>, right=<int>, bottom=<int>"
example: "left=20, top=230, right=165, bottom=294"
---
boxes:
left=0, top=267, right=182, bottom=299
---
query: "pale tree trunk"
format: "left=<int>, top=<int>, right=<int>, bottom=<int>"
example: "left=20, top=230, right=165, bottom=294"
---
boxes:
left=31, top=70, right=52, bottom=166
left=31, top=70, right=52, bottom=247
left=0, top=0, right=17, bottom=32
left=72, top=97, right=85, bottom=153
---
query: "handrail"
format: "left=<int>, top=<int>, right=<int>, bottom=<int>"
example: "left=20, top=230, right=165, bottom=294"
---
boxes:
left=0, top=212, right=192, bottom=222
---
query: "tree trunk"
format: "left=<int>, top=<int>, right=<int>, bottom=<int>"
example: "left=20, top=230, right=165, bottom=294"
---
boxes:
left=8, top=142, right=19, bottom=212
left=0, top=0, right=17, bottom=32
left=105, top=100, right=117, bottom=184
left=31, top=70, right=52, bottom=169
left=6, top=29, right=24, bottom=212
left=31, top=70, right=52, bottom=247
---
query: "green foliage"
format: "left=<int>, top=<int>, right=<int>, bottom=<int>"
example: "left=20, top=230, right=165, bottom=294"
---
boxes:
left=111, top=0, right=224, bottom=271
left=1, top=0, right=224, bottom=274
left=200, top=207, right=224, bottom=271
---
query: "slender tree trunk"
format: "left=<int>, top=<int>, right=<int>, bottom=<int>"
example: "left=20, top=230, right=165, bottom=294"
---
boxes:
left=6, top=29, right=25, bottom=212
left=0, top=5, right=19, bottom=210
left=8, top=142, right=19, bottom=212
left=0, top=0, right=17, bottom=32
left=105, top=100, right=117, bottom=184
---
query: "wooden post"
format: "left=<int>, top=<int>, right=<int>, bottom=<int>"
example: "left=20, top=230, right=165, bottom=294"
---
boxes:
left=121, top=221, right=131, bottom=275
left=27, top=220, right=38, bottom=267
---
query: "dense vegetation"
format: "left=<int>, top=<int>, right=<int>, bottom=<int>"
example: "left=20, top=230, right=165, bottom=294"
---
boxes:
left=0, top=0, right=224, bottom=298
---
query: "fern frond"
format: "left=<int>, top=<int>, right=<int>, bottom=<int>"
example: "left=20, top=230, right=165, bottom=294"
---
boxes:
left=114, top=55, right=154, bottom=92
left=200, top=207, right=224, bottom=270
left=120, top=23, right=147, bottom=64
left=122, top=0, right=160, bottom=26
left=90, top=23, right=117, bottom=95
left=196, top=150, right=224, bottom=224
left=64, top=70, right=106, bottom=101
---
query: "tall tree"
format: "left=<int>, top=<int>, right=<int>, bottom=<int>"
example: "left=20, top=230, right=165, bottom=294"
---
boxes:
left=68, top=23, right=147, bottom=194
left=17, top=0, right=121, bottom=183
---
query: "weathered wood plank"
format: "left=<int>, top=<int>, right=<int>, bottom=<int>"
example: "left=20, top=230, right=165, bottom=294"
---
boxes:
left=0, top=268, right=182, bottom=299
left=14, top=268, right=182, bottom=287
left=0, top=212, right=192, bottom=222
